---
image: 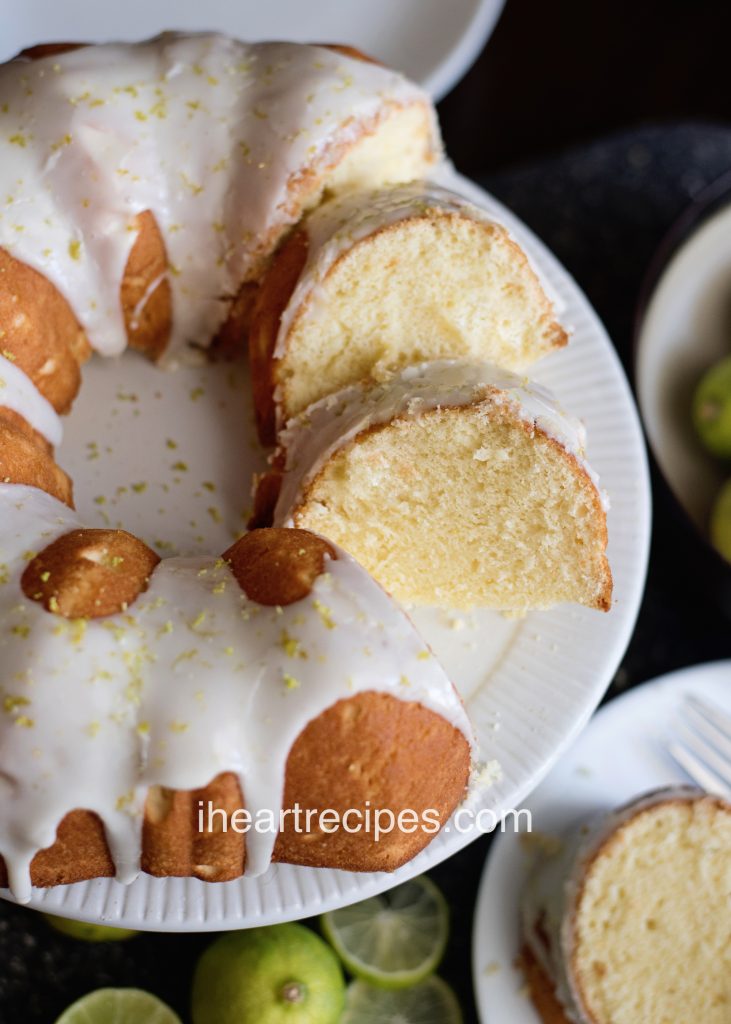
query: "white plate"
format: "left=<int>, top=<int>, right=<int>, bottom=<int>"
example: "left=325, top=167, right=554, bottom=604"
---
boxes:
left=0, top=0, right=505, bottom=101
left=472, top=660, right=731, bottom=1023
left=1, top=168, right=651, bottom=929
left=637, top=198, right=731, bottom=535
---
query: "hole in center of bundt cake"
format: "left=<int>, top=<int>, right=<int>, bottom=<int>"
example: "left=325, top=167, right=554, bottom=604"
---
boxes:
left=59, top=351, right=269, bottom=560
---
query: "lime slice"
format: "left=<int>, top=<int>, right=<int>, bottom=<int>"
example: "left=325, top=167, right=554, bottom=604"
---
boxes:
left=54, top=988, right=181, bottom=1024
left=342, top=976, right=462, bottom=1024
left=45, top=913, right=138, bottom=942
left=320, top=875, right=449, bottom=989
left=191, top=923, right=345, bottom=1024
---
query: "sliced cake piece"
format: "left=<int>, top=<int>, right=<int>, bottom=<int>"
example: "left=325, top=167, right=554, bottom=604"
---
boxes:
left=250, top=183, right=568, bottom=442
left=521, top=787, right=731, bottom=1024
left=254, top=360, right=611, bottom=612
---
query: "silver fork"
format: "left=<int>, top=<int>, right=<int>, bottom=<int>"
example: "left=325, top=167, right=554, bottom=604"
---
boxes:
left=667, top=695, right=731, bottom=798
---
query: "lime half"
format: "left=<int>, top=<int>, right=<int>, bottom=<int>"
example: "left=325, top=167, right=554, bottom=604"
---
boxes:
left=342, top=976, right=462, bottom=1024
left=191, top=923, right=345, bottom=1024
left=55, top=988, right=181, bottom=1024
left=45, top=913, right=138, bottom=942
left=321, top=876, right=449, bottom=989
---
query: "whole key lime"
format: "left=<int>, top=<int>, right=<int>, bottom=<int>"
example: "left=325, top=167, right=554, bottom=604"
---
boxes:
left=44, top=913, right=138, bottom=942
left=693, top=355, right=731, bottom=458
left=191, top=923, right=345, bottom=1024
left=710, top=478, right=731, bottom=562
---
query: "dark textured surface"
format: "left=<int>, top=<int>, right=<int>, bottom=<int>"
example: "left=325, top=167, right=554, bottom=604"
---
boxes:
left=440, top=0, right=731, bottom=175
left=1, top=121, right=730, bottom=1024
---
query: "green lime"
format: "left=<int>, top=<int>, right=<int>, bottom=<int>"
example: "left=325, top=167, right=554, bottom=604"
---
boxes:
left=693, top=355, right=731, bottom=458
left=44, top=913, right=138, bottom=942
left=191, top=923, right=345, bottom=1024
left=55, top=988, right=181, bottom=1023
left=341, top=976, right=463, bottom=1024
left=320, top=876, right=449, bottom=989
left=710, top=478, right=731, bottom=562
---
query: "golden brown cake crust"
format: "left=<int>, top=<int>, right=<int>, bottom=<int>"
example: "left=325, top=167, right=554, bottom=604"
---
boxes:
left=122, top=211, right=173, bottom=360
left=249, top=229, right=310, bottom=444
left=0, top=692, right=469, bottom=887
left=520, top=945, right=573, bottom=1024
left=0, top=406, right=53, bottom=454
left=21, top=528, right=160, bottom=618
left=142, top=773, right=247, bottom=882
left=0, top=420, right=73, bottom=506
left=0, top=248, right=90, bottom=414
left=0, top=810, right=115, bottom=890
left=274, top=692, right=471, bottom=871
left=224, top=527, right=335, bottom=606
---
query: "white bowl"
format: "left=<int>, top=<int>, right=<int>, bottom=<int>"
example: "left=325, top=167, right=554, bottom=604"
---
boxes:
left=636, top=175, right=731, bottom=577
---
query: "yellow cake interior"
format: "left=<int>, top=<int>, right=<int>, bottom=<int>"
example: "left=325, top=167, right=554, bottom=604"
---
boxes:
left=291, top=403, right=611, bottom=610
left=281, top=215, right=565, bottom=420
left=573, top=797, right=731, bottom=1024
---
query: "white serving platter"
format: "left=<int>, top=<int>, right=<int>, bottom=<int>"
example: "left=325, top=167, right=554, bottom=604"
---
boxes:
left=472, top=660, right=731, bottom=1023
left=0, top=167, right=651, bottom=929
left=0, top=0, right=505, bottom=102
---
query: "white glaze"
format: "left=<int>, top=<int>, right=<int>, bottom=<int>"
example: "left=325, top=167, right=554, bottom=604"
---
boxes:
left=0, top=34, right=437, bottom=360
left=0, top=353, right=63, bottom=447
left=272, top=359, right=609, bottom=524
left=521, top=786, right=708, bottom=1024
left=0, top=483, right=472, bottom=903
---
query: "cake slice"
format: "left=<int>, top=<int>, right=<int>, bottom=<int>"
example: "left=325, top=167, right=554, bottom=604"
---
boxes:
left=254, top=360, right=611, bottom=612
left=250, top=183, right=568, bottom=442
left=521, top=787, right=731, bottom=1024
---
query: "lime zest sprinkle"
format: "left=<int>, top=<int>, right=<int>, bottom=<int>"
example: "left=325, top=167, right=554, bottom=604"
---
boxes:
left=313, top=599, right=335, bottom=629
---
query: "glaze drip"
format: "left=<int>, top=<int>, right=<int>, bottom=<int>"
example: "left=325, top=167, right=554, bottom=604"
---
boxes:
left=0, top=484, right=472, bottom=903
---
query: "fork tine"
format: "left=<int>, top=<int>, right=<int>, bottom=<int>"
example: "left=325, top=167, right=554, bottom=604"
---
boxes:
left=684, top=702, right=731, bottom=763
left=674, top=722, right=731, bottom=790
left=685, top=696, right=731, bottom=742
left=667, top=742, right=731, bottom=798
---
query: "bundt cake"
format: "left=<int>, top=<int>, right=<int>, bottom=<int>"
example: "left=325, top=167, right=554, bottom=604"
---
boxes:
left=0, top=487, right=472, bottom=902
left=0, top=32, right=441, bottom=414
left=0, top=30, right=613, bottom=907
left=521, top=787, right=731, bottom=1024
left=250, top=183, right=568, bottom=442
left=255, top=360, right=612, bottom=611
left=0, top=35, right=479, bottom=903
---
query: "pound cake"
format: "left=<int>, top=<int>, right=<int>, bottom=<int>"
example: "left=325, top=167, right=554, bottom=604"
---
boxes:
left=521, top=787, right=731, bottom=1024
left=0, top=29, right=613, bottom=904
left=0, top=35, right=480, bottom=902
left=0, top=32, right=441, bottom=411
left=0, top=497, right=472, bottom=902
left=250, top=183, right=567, bottom=442
left=255, top=360, right=611, bottom=611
